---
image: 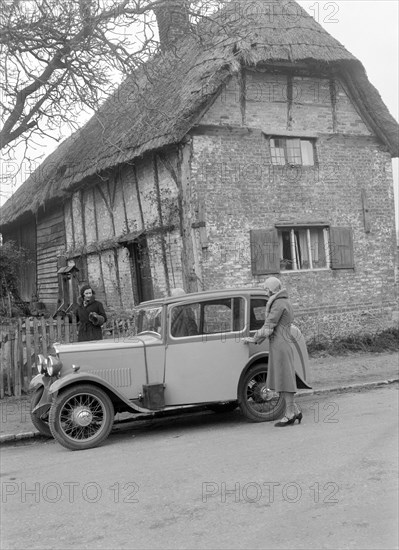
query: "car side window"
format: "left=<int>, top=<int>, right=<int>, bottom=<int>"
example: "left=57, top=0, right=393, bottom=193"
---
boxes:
left=202, top=298, right=245, bottom=334
left=250, top=298, right=267, bottom=331
left=169, top=298, right=245, bottom=338
left=170, top=303, right=200, bottom=337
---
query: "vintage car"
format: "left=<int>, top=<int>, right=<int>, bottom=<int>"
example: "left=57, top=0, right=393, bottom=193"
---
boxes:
left=30, top=288, right=311, bottom=450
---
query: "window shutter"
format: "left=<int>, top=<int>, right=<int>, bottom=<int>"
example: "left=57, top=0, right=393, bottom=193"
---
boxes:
left=330, top=227, right=354, bottom=269
left=250, top=229, right=280, bottom=275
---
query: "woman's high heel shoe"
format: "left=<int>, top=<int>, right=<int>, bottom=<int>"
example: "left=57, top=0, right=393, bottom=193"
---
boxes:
left=274, top=411, right=303, bottom=427
left=274, top=415, right=296, bottom=427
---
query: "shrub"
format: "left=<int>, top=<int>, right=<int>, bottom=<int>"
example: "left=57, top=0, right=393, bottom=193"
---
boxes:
left=307, top=327, right=399, bottom=357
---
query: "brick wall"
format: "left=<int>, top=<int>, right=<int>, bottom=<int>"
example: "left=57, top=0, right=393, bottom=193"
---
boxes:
left=189, top=69, right=398, bottom=338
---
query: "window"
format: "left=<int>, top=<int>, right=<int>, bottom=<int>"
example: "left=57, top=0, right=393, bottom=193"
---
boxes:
left=270, top=138, right=315, bottom=166
left=249, top=298, right=267, bottom=331
left=169, top=298, right=245, bottom=338
left=279, top=227, right=328, bottom=270
left=250, top=226, right=354, bottom=274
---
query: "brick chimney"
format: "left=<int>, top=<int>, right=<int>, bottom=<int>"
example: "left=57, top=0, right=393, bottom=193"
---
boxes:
left=154, top=0, right=190, bottom=51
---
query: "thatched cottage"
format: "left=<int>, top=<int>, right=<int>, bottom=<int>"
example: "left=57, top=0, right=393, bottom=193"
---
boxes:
left=1, top=0, right=398, bottom=339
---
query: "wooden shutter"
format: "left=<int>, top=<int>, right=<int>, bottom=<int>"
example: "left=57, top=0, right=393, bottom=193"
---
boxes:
left=250, top=229, right=280, bottom=275
left=329, top=227, right=354, bottom=269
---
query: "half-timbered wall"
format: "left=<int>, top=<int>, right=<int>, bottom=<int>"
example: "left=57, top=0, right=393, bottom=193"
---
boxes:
left=64, top=152, right=185, bottom=310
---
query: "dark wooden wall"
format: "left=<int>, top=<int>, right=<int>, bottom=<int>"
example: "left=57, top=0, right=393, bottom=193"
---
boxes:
left=36, top=207, right=66, bottom=310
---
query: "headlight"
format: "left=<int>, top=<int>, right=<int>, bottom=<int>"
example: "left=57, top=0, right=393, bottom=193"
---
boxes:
left=47, top=355, right=63, bottom=377
left=37, top=355, right=48, bottom=374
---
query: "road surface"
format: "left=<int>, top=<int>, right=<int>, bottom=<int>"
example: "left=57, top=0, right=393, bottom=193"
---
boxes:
left=1, top=385, right=398, bottom=550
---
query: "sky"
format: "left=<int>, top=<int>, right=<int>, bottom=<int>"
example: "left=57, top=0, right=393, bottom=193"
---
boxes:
left=1, top=0, right=398, bottom=229
left=297, top=0, right=399, bottom=231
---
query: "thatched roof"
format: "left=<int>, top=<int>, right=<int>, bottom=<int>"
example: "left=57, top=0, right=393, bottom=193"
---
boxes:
left=1, top=0, right=398, bottom=229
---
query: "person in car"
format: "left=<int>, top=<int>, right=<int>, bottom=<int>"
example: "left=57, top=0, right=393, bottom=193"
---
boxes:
left=244, top=277, right=302, bottom=427
left=75, top=285, right=107, bottom=342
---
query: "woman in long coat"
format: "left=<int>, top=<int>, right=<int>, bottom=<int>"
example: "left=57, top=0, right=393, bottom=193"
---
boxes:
left=75, top=285, right=107, bottom=342
left=251, top=277, right=302, bottom=427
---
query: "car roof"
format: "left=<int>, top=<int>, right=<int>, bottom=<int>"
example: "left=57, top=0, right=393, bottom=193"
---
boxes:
left=137, top=288, right=267, bottom=308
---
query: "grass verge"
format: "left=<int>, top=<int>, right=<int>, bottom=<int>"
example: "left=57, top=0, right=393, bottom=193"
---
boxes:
left=307, top=327, right=399, bottom=358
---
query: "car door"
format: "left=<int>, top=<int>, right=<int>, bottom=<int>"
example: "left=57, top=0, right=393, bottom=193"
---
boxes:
left=163, top=296, right=249, bottom=406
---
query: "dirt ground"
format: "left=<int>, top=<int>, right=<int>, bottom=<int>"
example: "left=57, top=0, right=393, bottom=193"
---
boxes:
left=0, top=350, right=398, bottom=437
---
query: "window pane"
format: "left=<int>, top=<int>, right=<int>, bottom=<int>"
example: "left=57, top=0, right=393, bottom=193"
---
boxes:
left=310, top=228, right=326, bottom=268
left=203, top=299, right=232, bottom=334
left=300, top=140, right=314, bottom=165
left=297, top=229, right=309, bottom=269
left=279, top=230, right=293, bottom=270
left=270, top=138, right=285, bottom=165
left=286, top=139, right=302, bottom=164
left=137, top=307, right=162, bottom=333
left=250, top=298, right=267, bottom=330
left=170, top=304, right=199, bottom=337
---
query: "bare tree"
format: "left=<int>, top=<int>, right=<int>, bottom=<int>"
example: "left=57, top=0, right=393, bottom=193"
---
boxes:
left=0, top=0, right=224, bottom=154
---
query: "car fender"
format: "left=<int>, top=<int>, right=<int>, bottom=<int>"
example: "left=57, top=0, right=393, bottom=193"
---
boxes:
left=30, top=375, right=57, bottom=416
left=48, top=372, right=149, bottom=413
left=290, top=324, right=312, bottom=389
left=237, top=351, right=269, bottom=396
left=238, top=326, right=312, bottom=391
left=29, top=373, right=45, bottom=391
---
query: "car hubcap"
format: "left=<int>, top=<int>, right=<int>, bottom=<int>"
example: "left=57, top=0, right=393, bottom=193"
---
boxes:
left=247, top=372, right=279, bottom=411
left=72, top=406, right=93, bottom=427
left=60, top=394, right=105, bottom=440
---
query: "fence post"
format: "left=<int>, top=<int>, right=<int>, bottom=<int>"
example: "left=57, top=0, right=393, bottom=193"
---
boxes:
left=18, top=318, right=24, bottom=394
left=0, top=321, right=6, bottom=398
left=33, top=318, right=40, bottom=366
left=64, top=317, right=70, bottom=343
left=71, top=314, right=77, bottom=342
left=25, top=317, right=33, bottom=388
left=7, top=325, right=14, bottom=396
left=49, top=317, right=55, bottom=346
left=41, top=317, right=48, bottom=356
left=57, top=316, right=62, bottom=343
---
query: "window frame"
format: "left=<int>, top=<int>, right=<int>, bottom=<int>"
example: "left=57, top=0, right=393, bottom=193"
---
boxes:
left=268, top=136, right=316, bottom=166
left=250, top=225, right=354, bottom=275
left=168, top=297, right=247, bottom=340
left=277, top=225, right=330, bottom=272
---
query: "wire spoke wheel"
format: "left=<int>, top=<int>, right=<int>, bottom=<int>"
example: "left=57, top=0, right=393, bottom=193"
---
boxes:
left=49, top=385, right=114, bottom=451
left=239, top=363, right=285, bottom=422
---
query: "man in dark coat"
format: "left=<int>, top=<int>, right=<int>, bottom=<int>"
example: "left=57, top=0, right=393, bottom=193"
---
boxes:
left=75, top=285, right=107, bottom=342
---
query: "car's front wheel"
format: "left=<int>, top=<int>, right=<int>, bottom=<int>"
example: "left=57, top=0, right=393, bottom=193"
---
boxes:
left=49, top=384, right=114, bottom=451
left=238, top=363, right=285, bottom=422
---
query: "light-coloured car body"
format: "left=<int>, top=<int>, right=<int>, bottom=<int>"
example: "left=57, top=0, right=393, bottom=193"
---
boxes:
left=30, top=288, right=311, bottom=449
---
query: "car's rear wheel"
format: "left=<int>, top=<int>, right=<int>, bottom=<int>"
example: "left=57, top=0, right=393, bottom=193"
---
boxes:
left=49, top=384, right=114, bottom=451
left=30, top=387, right=52, bottom=437
left=238, top=363, right=285, bottom=422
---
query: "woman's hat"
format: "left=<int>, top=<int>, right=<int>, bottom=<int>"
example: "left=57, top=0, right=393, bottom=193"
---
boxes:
left=264, top=277, right=282, bottom=294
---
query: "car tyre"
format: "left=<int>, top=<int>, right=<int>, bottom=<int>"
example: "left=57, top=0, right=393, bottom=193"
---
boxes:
left=49, top=384, right=114, bottom=451
left=238, top=363, right=285, bottom=422
left=30, top=387, right=52, bottom=437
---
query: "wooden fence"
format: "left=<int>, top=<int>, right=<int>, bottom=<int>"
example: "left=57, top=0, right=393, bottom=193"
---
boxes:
left=0, top=316, right=135, bottom=398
